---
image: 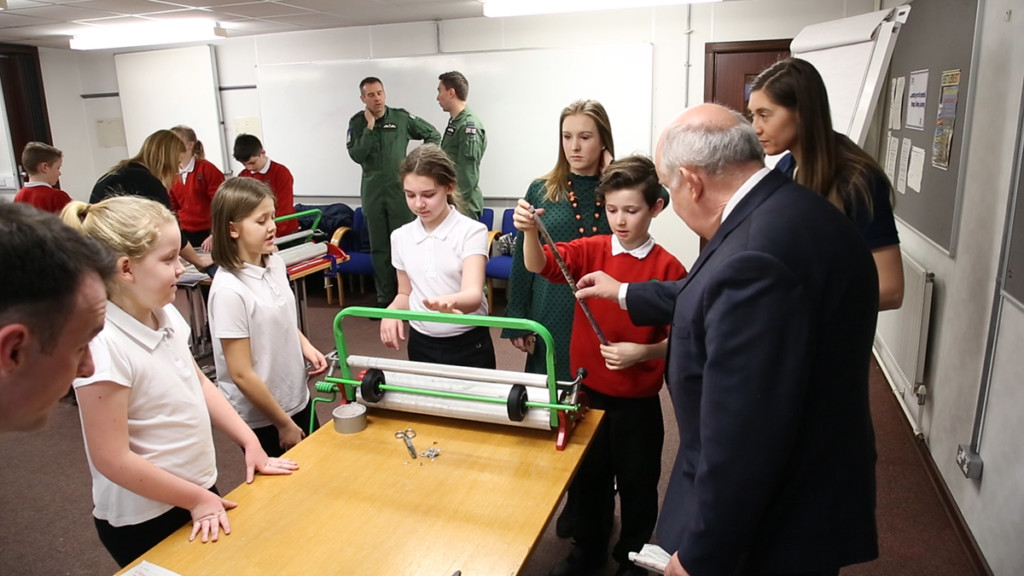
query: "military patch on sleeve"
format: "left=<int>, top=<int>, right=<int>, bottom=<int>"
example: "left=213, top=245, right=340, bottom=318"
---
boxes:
left=346, top=128, right=354, bottom=148
left=465, top=124, right=478, bottom=136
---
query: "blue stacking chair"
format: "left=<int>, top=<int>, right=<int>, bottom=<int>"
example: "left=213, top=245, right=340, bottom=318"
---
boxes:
left=485, top=208, right=515, bottom=311
left=330, top=207, right=375, bottom=305
left=479, top=207, right=494, bottom=231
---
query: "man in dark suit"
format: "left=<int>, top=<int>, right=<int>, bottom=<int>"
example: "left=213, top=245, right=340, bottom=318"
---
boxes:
left=576, top=104, right=879, bottom=576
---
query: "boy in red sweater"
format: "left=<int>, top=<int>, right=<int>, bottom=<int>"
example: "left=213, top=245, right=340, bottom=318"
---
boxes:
left=232, top=134, right=298, bottom=236
left=13, top=142, right=71, bottom=214
left=515, top=155, right=686, bottom=576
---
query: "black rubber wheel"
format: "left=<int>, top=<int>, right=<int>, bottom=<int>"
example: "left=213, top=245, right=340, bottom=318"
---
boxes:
left=360, top=369, right=386, bottom=403
left=507, top=384, right=528, bottom=422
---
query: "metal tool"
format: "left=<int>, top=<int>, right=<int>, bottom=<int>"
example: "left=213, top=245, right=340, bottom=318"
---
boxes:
left=395, top=428, right=417, bottom=459
left=530, top=208, right=610, bottom=345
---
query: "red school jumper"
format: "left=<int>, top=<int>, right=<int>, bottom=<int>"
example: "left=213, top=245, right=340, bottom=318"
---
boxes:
left=539, top=235, right=687, bottom=398
left=13, top=184, right=72, bottom=214
left=239, top=160, right=298, bottom=236
left=170, top=158, right=225, bottom=233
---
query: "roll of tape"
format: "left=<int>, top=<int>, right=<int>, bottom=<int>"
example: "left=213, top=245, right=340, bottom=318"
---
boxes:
left=332, top=403, right=367, bottom=434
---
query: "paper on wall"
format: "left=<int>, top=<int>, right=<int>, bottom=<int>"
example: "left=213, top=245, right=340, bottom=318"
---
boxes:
left=897, top=137, right=912, bottom=194
left=885, top=133, right=899, bottom=184
left=905, top=69, right=929, bottom=130
left=889, top=76, right=905, bottom=130
left=908, top=146, right=925, bottom=193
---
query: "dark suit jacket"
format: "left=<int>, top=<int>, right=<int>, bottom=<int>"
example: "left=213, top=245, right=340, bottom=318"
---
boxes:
left=628, top=169, right=879, bottom=575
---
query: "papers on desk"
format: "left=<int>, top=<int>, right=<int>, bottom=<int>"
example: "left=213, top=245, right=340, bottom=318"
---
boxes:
left=122, top=561, right=183, bottom=576
left=628, top=543, right=670, bottom=574
left=177, top=272, right=209, bottom=287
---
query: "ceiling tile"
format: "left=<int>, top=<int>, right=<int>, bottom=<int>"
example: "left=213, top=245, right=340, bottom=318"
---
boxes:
left=68, top=0, right=182, bottom=15
left=0, top=12, right=53, bottom=27
left=5, top=4, right=121, bottom=21
left=215, top=2, right=313, bottom=18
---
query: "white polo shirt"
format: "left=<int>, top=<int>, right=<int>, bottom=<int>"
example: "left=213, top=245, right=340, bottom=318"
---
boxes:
left=74, top=302, right=217, bottom=527
left=208, top=253, right=309, bottom=427
left=391, top=207, right=489, bottom=337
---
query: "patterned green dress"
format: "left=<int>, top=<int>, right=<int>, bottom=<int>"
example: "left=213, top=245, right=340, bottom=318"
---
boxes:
left=501, top=174, right=609, bottom=381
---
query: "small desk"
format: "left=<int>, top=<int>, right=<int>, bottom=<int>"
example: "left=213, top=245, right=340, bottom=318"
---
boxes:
left=116, top=408, right=600, bottom=576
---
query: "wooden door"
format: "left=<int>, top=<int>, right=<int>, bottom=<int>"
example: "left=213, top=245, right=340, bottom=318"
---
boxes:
left=705, top=40, right=791, bottom=117
left=0, top=43, right=52, bottom=187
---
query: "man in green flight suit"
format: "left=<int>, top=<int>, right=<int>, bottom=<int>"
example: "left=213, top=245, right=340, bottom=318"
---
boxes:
left=436, top=71, right=487, bottom=221
left=348, top=76, right=441, bottom=306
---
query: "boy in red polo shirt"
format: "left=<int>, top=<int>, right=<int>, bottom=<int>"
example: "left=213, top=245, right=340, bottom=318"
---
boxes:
left=514, top=155, right=687, bottom=576
left=14, top=142, right=71, bottom=214
left=232, top=134, right=297, bottom=236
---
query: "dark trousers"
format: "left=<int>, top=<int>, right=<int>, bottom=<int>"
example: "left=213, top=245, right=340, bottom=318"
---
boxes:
left=408, top=325, right=496, bottom=369
left=362, top=192, right=415, bottom=305
left=251, top=399, right=314, bottom=457
left=94, top=485, right=220, bottom=567
left=181, top=228, right=210, bottom=249
left=569, top=388, right=664, bottom=565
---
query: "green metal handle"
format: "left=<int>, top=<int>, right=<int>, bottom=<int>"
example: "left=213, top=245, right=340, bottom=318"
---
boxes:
left=275, top=208, right=322, bottom=238
left=333, top=307, right=562, bottom=427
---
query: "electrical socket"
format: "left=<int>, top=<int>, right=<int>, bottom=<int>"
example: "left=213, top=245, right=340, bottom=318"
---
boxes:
left=956, top=444, right=983, bottom=479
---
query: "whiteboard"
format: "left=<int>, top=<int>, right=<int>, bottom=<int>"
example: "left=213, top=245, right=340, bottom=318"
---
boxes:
left=114, top=45, right=228, bottom=172
left=792, top=6, right=910, bottom=146
left=255, top=44, right=654, bottom=199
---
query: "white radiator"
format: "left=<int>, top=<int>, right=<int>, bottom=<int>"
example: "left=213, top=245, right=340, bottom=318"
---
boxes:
left=874, top=252, right=934, bottom=420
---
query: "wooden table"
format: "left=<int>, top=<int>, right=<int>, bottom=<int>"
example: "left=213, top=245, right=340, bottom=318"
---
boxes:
left=116, top=408, right=602, bottom=576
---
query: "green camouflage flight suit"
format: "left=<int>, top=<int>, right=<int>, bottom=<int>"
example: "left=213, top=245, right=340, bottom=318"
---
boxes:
left=347, top=106, right=440, bottom=305
left=440, top=107, right=487, bottom=221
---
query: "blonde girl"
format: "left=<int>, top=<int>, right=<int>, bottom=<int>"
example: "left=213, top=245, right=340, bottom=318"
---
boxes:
left=90, top=128, right=212, bottom=271
left=208, top=178, right=328, bottom=457
left=62, top=196, right=297, bottom=568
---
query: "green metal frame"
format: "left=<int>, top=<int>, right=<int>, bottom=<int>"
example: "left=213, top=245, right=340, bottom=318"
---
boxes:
left=309, top=306, right=570, bottom=434
left=274, top=208, right=322, bottom=242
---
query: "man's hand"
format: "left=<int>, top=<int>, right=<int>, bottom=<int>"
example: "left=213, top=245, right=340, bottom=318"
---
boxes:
left=575, top=271, right=622, bottom=302
left=364, top=108, right=376, bottom=130
left=664, top=553, right=690, bottom=576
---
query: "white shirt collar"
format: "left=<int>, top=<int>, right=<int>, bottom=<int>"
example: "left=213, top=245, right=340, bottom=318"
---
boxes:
left=179, top=156, right=196, bottom=183
left=238, top=260, right=271, bottom=280
left=23, top=181, right=52, bottom=188
left=411, top=206, right=458, bottom=244
left=721, top=167, right=771, bottom=223
left=105, top=301, right=173, bottom=352
left=257, top=158, right=273, bottom=175
left=610, top=234, right=656, bottom=259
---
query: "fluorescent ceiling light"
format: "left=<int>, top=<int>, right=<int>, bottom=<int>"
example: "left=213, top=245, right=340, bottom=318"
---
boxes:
left=69, top=19, right=227, bottom=51
left=480, top=0, right=726, bottom=18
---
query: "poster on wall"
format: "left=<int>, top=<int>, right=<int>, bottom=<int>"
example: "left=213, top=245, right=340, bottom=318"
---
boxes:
left=905, top=69, right=929, bottom=130
left=932, top=69, right=961, bottom=170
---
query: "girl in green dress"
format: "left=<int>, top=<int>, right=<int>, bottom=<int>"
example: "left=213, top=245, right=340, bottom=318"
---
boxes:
left=501, top=100, right=615, bottom=382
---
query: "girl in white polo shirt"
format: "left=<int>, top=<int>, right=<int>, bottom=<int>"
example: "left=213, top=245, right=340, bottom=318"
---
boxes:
left=208, top=178, right=328, bottom=457
left=63, top=196, right=298, bottom=568
left=381, top=144, right=495, bottom=368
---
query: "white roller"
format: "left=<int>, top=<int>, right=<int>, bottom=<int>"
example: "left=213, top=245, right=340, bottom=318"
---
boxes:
left=348, top=355, right=552, bottom=389
left=277, top=240, right=326, bottom=265
left=357, top=370, right=556, bottom=430
left=274, top=229, right=316, bottom=247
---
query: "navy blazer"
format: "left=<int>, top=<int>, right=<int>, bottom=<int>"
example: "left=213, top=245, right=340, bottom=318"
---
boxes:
left=628, top=169, right=879, bottom=575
